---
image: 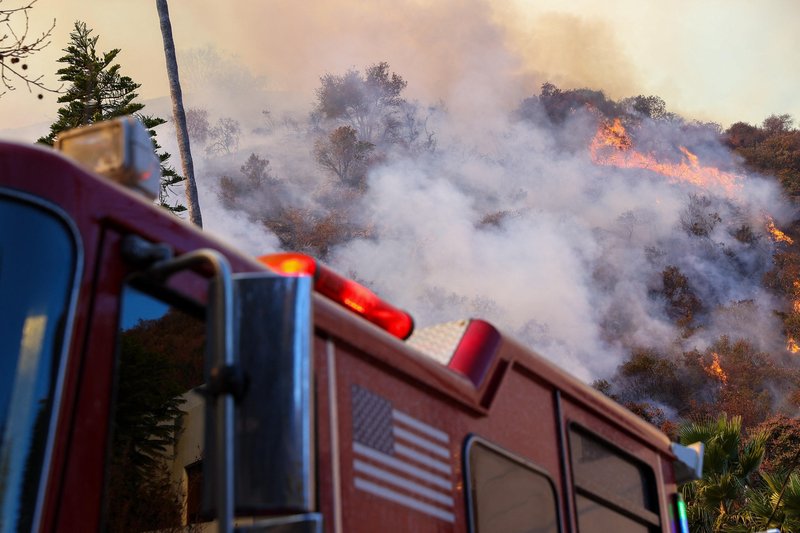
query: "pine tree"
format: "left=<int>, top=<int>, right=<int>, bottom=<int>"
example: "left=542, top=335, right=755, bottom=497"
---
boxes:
left=37, top=21, right=186, bottom=214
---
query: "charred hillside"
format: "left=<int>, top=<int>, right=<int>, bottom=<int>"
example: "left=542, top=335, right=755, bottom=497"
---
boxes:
left=181, top=67, right=800, bottom=436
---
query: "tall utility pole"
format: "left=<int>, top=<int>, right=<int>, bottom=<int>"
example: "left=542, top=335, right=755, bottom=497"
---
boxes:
left=156, top=0, right=203, bottom=228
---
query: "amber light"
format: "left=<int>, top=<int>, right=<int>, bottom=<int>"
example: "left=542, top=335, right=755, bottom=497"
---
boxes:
left=260, top=253, right=317, bottom=276
left=259, top=253, right=415, bottom=340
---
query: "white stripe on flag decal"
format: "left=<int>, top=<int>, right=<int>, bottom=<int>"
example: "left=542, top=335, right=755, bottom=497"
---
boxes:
left=395, top=443, right=452, bottom=475
left=354, top=460, right=455, bottom=506
left=351, top=385, right=455, bottom=523
left=392, top=410, right=449, bottom=442
left=353, top=443, right=451, bottom=489
left=354, top=478, right=456, bottom=523
left=394, top=426, right=450, bottom=459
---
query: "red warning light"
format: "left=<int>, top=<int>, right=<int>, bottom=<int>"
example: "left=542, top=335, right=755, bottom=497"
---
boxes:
left=259, top=253, right=414, bottom=340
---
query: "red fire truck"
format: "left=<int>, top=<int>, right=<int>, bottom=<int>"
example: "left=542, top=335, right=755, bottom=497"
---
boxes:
left=0, top=117, right=701, bottom=532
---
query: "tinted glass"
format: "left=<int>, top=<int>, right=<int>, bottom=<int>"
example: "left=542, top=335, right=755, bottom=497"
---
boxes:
left=0, top=195, right=79, bottom=531
left=575, top=494, right=650, bottom=533
left=104, top=284, right=206, bottom=532
left=468, top=439, right=559, bottom=533
left=569, top=427, right=659, bottom=532
left=569, top=428, right=657, bottom=512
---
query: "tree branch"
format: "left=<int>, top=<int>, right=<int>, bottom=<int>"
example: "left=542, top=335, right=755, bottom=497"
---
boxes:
left=0, top=0, right=60, bottom=95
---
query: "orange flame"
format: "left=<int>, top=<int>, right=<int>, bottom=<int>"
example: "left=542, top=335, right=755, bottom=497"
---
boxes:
left=793, top=281, right=800, bottom=314
left=788, top=336, right=800, bottom=354
left=590, top=119, right=742, bottom=195
left=788, top=281, right=800, bottom=352
left=706, top=352, right=728, bottom=384
left=766, top=217, right=794, bottom=245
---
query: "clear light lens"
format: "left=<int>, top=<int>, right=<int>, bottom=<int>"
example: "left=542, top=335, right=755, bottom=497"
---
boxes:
left=54, top=117, right=160, bottom=200
left=57, top=121, right=124, bottom=175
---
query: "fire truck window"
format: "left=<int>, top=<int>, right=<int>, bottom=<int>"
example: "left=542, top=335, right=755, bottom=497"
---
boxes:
left=569, top=427, right=659, bottom=532
left=185, top=460, right=204, bottom=524
left=575, top=494, right=651, bottom=533
left=0, top=194, right=79, bottom=532
left=467, top=438, right=560, bottom=533
left=104, top=284, right=207, bottom=532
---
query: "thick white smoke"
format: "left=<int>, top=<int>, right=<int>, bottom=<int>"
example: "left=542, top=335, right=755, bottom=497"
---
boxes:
left=157, top=14, right=794, bottom=383
left=319, top=107, right=790, bottom=381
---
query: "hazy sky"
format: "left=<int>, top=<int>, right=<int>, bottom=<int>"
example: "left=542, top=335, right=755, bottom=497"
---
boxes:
left=2, top=0, right=798, bottom=135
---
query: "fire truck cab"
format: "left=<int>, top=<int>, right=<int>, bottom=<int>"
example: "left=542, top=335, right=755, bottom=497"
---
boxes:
left=0, top=117, right=700, bottom=532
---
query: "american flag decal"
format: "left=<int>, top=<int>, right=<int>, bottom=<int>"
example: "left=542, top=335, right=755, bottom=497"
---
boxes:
left=351, top=384, right=455, bottom=523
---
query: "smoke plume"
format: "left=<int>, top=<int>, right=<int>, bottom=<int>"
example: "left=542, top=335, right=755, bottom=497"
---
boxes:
left=156, top=5, right=794, bottom=383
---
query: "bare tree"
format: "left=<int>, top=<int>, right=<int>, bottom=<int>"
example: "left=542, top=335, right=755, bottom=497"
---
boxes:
left=206, top=117, right=240, bottom=156
left=0, top=0, right=59, bottom=97
left=313, top=126, right=374, bottom=188
left=680, top=193, right=721, bottom=238
left=240, top=153, right=274, bottom=188
left=155, top=0, right=202, bottom=227
left=185, top=107, right=210, bottom=145
left=314, top=62, right=407, bottom=145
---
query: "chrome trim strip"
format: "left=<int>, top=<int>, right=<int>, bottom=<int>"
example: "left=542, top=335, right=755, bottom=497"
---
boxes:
left=247, top=512, right=323, bottom=533
left=555, top=390, right=575, bottom=533
left=326, top=338, right=343, bottom=533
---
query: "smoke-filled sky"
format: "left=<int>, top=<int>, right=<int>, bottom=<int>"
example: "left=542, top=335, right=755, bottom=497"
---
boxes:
left=1, top=0, right=799, bottom=134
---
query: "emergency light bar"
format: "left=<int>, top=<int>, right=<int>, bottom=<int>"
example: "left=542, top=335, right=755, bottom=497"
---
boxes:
left=259, top=253, right=415, bottom=340
left=54, top=116, right=161, bottom=200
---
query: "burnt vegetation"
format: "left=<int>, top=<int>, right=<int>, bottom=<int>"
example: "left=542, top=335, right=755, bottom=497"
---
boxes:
left=196, top=67, right=800, bottom=502
left=515, top=83, right=800, bottom=423
left=189, top=61, right=437, bottom=260
left=198, top=68, right=800, bottom=406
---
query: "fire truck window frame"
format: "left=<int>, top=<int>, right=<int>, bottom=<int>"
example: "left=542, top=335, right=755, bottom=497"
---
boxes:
left=0, top=189, right=82, bottom=532
left=104, top=277, right=209, bottom=532
left=464, top=435, right=561, bottom=533
left=568, top=425, right=660, bottom=533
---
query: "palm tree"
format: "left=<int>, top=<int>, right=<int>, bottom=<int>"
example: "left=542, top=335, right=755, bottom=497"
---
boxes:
left=156, top=0, right=203, bottom=227
left=728, top=470, right=800, bottom=532
left=679, top=414, right=768, bottom=532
